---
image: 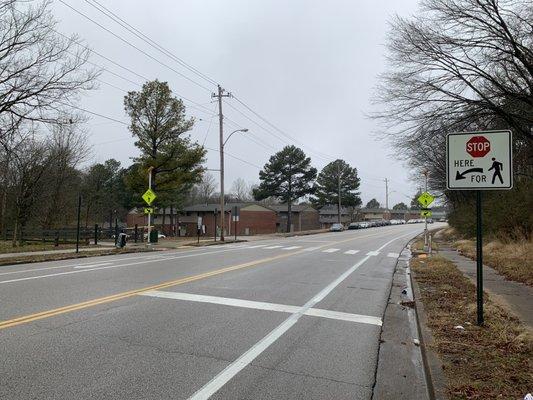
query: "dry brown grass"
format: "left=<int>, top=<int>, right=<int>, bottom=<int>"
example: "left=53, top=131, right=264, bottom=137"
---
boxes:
left=0, top=241, right=93, bottom=254
left=412, top=256, right=532, bottom=399
left=454, top=238, right=533, bottom=286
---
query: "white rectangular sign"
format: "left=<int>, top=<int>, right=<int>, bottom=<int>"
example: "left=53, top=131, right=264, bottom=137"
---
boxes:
left=447, top=130, right=512, bottom=190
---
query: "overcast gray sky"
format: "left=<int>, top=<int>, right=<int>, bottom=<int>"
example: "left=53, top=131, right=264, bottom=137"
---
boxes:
left=52, top=0, right=422, bottom=207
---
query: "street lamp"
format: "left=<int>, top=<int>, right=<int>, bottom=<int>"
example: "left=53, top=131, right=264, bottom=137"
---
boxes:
left=219, top=128, right=248, bottom=241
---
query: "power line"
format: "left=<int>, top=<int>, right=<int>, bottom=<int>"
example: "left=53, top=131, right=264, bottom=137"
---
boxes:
left=57, top=0, right=213, bottom=92
left=84, top=0, right=219, bottom=87
left=205, top=147, right=262, bottom=169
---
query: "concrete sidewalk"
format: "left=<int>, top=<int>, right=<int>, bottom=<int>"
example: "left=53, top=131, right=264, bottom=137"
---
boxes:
left=0, top=243, right=147, bottom=259
left=440, top=248, right=533, bottom=328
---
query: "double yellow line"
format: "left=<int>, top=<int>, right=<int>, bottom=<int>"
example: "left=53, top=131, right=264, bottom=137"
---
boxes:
left=0, top=231, right=387, bottom=331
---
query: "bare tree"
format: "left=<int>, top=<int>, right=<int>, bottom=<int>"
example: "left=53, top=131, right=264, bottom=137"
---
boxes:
left=8, top=132, right=52, bottom=245
left=375, top=0, right=532, bottom=142
left=0, top=0, right=97, bottom=141
left=197, top=172, right=217, bottom=204
left=231, top=178, right=251, bottom=201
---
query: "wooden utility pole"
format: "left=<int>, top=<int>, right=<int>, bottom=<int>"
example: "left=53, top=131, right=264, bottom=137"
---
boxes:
left=212, top=85, right=232, bottom=241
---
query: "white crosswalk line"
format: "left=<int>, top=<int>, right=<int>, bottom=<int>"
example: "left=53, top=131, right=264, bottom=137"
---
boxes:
left=282, top=246, right=301, bottom=250
left=264, top=245, right=282, bottom=249
left=322, top=248, right=340, bottom=253
left=141, top=290, right=382, bottom=326
left=387, top=252, right=400, bottom=258
left=366, top=251, right=380, bottom=256
left=344, top=250, right=360, bottom=255
left=246, top=244, right=267, bottom=249
left=303, top=247, right=321, bottom=252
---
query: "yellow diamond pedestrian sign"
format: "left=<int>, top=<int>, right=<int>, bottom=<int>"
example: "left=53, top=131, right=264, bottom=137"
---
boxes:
left=144, top=207, right=154, bottom=214
left=421, top=209, right=432, bottom=217
left=417, top=192, right=435, bottom=208
left=142, top=189, right=157, bottom=205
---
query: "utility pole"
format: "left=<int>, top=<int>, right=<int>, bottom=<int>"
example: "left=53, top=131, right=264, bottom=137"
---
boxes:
left=337, top=162, right=342, bottom=224
left=212, top=85, right=232, bottom=241
left=384, top=178, right=389, bottom=210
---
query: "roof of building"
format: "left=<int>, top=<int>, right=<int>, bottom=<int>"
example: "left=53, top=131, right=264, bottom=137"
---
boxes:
left=268, top=204, right=317, bottom=213
left=182, top=202, right=274, bottom=213
left=318, top=205, right=350, bottom=215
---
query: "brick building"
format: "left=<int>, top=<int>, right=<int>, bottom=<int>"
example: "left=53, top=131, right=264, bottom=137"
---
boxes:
left=180, top=203, right=277, bottom=237
left=269, top=204, right=321, bottom=233
left=318, top=205, right=351, bottom=228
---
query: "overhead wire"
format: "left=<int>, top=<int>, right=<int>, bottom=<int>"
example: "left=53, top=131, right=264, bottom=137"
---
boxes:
left=57, top=0, right=214, bottom=92
left=84, top=0, right=219, bottom=87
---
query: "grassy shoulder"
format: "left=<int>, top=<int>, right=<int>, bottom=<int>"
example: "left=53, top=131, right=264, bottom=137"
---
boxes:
left=411, top=255, right=532, bottom=399
left=436, top=228, right=533, bottom=286
left=0, top=240, right=95, bottom=254
left=0, top=247, right=153, bottom=267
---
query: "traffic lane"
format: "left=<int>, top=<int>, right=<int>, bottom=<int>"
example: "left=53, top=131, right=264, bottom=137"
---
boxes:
left=158, top=226, right=419, bottom=313
left=0, top=245, right=314, bottom=321
left=0, top=227, right=418, bottom=399
left=0, top=228, right=405, bottom=321
left=0, top=229, right=407, bottom=399
left=213, top=317, right=378, bottom=400
left=0, top=295, right=289, bottom=400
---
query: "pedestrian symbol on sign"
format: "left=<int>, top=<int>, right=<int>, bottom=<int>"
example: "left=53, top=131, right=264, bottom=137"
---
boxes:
left=488, top=157, right=503, bottom=184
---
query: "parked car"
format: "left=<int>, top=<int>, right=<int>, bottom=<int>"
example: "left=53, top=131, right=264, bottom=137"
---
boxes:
left=348, top=222, right=360, bottom=230
left=330, top=223, right=344, bottom=232
left=359, top=221, right=370, bottom=228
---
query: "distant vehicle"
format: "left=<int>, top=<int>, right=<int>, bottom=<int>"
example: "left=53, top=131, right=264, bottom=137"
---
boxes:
left=359, top=221, right=370, bottom=228
left=348, top=222, right=361, bottom=230
left=330, top=223, right=344, bottom=232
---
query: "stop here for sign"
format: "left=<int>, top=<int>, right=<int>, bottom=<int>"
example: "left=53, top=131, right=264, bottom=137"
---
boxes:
left=466, top=136, right=490, bottom=158
left=447, top=130, right=512, bottom=190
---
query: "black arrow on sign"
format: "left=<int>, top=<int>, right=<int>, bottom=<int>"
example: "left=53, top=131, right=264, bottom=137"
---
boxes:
left=456, top=168, right=484, bottom=180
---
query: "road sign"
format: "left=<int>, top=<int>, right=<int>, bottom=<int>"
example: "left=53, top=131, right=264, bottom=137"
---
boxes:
left=417, top=192, right=434, bottom=207
left=447, top=130, right=512, bottom=190
left=420, top=209, right=432, bottom=217
left=142, top=189, right=157, bottom=205
left=143, top=207, right=154, bottom=214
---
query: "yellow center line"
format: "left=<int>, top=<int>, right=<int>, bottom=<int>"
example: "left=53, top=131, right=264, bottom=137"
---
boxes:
left=0, top=230, right=395, bottom=330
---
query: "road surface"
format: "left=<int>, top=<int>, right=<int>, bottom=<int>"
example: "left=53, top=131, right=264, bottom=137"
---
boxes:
left=0, top=224, right=430, bottom=399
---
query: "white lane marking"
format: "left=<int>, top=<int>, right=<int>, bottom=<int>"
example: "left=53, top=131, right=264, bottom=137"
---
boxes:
left=0, top=247, right=258, bottom=285
left=387, top=252, right=400, bottom=258
left=303, top=247, right=321, bottom=252
left=322, top=248, right=340, bottom=253
left=281, top=246, right=301, bottom=250
left=264, top=245, right=282, bottom=249
left=73, top=262, right=112, bottom=269
left=366, top=251, right=380, bottom=256
left=246, top=245, right=267, bottom=249
left=187, top=231, right=414, bottom=400
left=0, top=248, right=214, bottom=276
left=344, top=250, right=360, bottom=255
left=141, top=290, right=382, bottom=326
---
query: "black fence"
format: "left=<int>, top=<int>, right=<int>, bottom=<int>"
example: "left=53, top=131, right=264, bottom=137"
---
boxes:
left=1, top=224, right=145, bottom=246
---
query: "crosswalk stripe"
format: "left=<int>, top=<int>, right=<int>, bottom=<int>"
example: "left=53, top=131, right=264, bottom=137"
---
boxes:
left=322, top=248, right=340, bottom=253
left=366, top=251, right=380, bottom=256
left=303, top=247, right=321, bottom=252
left=264, top=245, right=282, bottom=249
left=387, top=252, right=400, bottom=258
left=344, top=250, right=360, bottom=255
left=282, top=246, right=301, bottom=250
left=246, top=245, right=267, bottom=249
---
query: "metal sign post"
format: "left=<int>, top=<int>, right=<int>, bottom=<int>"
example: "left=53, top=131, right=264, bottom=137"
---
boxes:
left=142, top=167, right=156, bottom=245
left=447, top=130, right=513, bottom=325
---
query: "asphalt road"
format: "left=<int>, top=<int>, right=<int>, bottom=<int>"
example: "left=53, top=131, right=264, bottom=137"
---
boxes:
left=0, top=223, right=433, bottom=399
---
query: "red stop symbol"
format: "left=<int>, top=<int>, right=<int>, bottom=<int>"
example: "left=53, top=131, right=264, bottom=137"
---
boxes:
left=466, top=136, right=491, bottom=158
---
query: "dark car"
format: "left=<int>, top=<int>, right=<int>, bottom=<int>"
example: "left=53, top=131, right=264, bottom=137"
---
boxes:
left=348, top=222, right=361, bottom=230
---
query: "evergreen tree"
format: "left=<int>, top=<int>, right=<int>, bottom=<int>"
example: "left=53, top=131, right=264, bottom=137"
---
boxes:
left=312, top=159, right=361, bottom=221
left=253, top=145, right=317, bottom=232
